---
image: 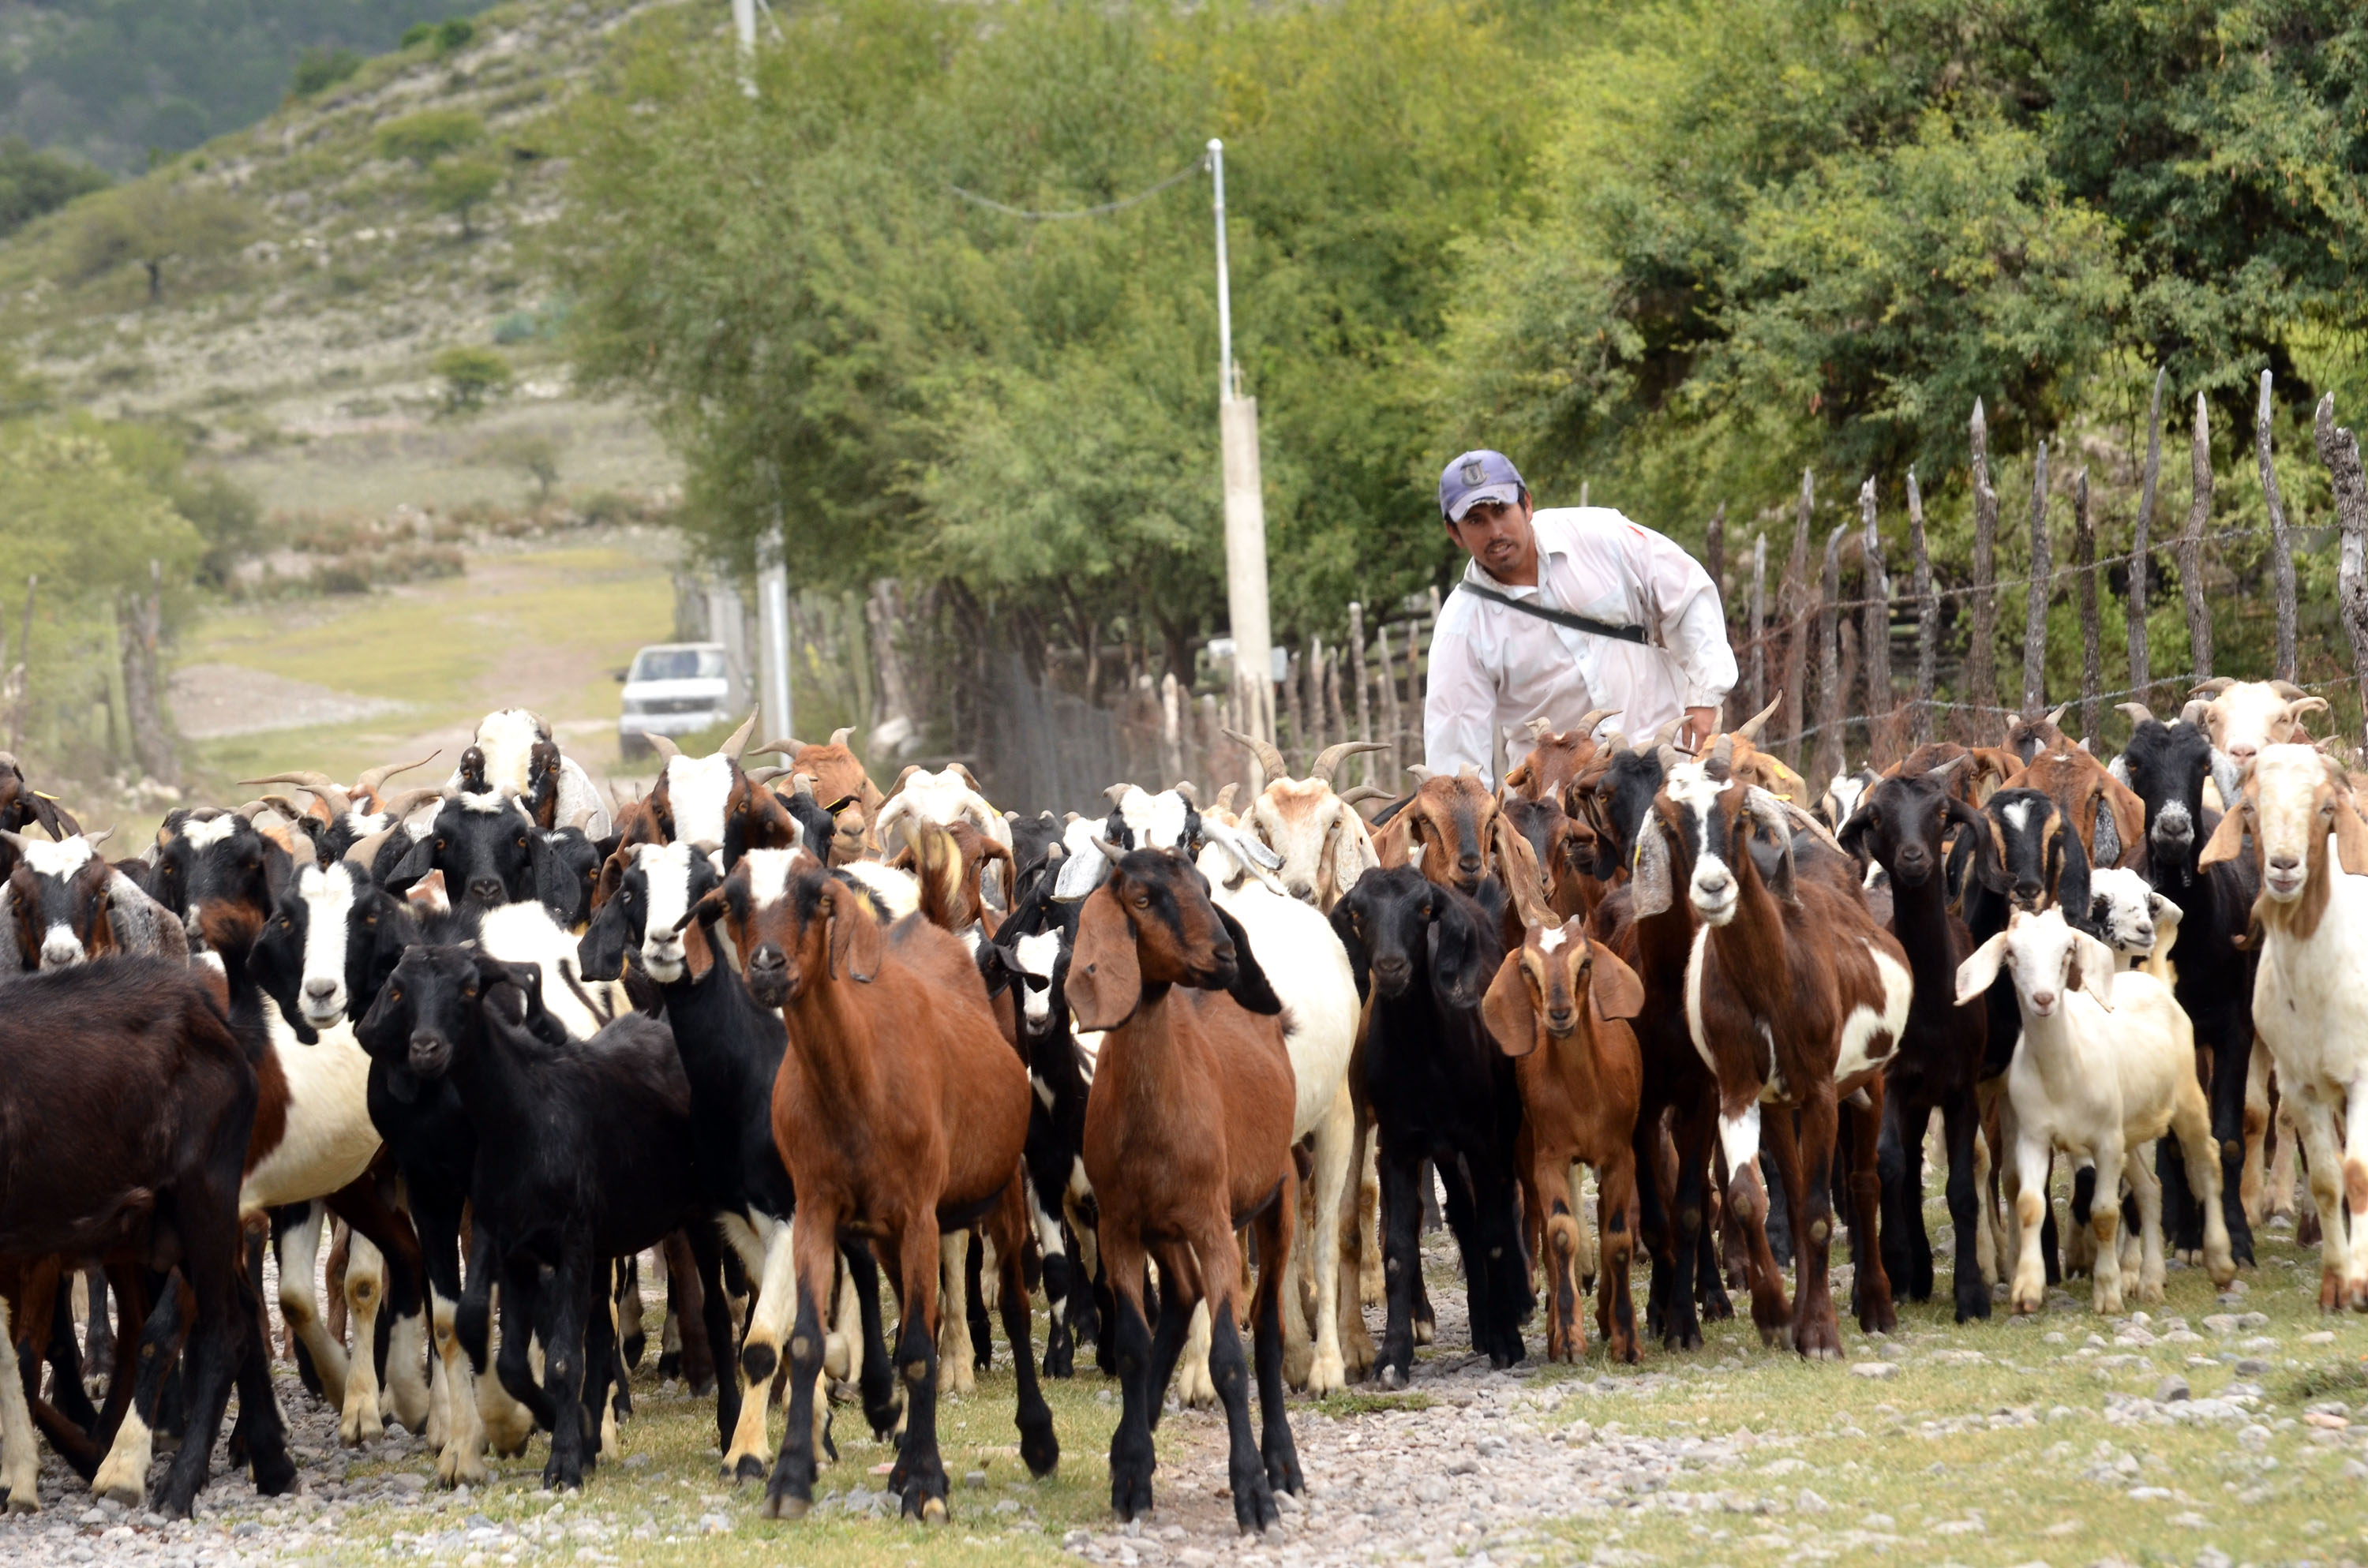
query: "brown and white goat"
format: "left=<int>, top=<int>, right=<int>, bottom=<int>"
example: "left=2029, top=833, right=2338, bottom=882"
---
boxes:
left=1067, top=846, right=1301, bottom=1532
left=1482, top=915, right=1644, bottom=1361
left=705, top=859, right=1055, bottom=1521
left=1225, top=732, right=1387, bottom=909
left=1653, top=765, right=1909, bottom=1356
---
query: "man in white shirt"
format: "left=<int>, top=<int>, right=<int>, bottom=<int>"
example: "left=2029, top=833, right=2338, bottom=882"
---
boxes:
left=1423, top=450, right=1736, bottom=785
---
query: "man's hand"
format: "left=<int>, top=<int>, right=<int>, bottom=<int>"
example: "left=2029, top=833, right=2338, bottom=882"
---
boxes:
left=1681, top=705, right=1719, bottom=752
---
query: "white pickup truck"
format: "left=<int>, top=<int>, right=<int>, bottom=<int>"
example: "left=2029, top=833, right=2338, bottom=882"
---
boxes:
left=617, top=642, right=732, bottom=758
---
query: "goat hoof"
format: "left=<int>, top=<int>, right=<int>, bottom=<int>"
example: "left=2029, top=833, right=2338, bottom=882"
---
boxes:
left=733, top=1454, right=767, bottom=1484
left=1021, top=1420, right=1059, bottom=1480
left=762, top=1492, right=811, bottom=1521
left=1377, top=1364, right=1406, bottom=1391
left=4, top=1495, right=37, bottom=1517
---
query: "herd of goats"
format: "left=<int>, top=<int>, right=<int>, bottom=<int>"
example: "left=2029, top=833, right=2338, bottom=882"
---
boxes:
left=0, top=675, right=2359, bottom=1535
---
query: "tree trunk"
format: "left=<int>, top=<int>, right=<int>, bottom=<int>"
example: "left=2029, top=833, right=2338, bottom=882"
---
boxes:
left=2183, top=394, right=2214, bottom=683
left=2075, top=468, right=2100, bottom=743
left=2314, top=394, right=2368, bottom=720
left=865, top=579, right=918, bottom=758
left=1375, top=622, right=1403, bottom=785
left=1908, top=470, right=1935, bottom=747
left=2023, top=439, right=2051, bottom=717
left=122, top=561, right=175, bottom=784
left=1969, top=401, right=1999, bottom=719
left=1347, top=601, right=1373, bottom=788
left=1812, top=524, right=1845, bottom=784
left=2258, top=370, right=2299, bottom=684
left=2129, top=367, right=2164, bottom=701
left=1748, top=532, right=1767, bottom=717
left=1778, top=470, right=1815, bottom=767
left=1858, top=477, right=1891, bottom=747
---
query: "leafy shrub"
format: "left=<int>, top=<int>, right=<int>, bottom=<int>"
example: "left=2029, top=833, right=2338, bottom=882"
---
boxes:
left=424, top=157, right=500, bottom=238
left=290, top=47, right=362, bottom=99
left=435, top=17, right=476, bottom=53
left=0, top=137, right=107, bottom=239
left=432, top=346, right=511, bottom=413
left=376, top=109, right=482, bottom=169
left=401, top=21, right=435, bottom=47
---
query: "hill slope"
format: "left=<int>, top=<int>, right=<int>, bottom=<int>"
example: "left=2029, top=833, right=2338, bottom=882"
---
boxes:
left=0, top=0, right=686, bottom=512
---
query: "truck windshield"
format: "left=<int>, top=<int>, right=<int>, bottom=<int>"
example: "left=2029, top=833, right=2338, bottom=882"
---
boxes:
left=631, top=648, right=725, bottom=682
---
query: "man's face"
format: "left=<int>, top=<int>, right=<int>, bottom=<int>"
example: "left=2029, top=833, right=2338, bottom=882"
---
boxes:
left=1447, top=496, right=1534, bottom=577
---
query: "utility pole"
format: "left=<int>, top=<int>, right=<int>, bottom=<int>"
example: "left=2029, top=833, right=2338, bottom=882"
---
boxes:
left=1209, top=139, right=1274, bottom=743
left=732, top=0, right=758, bottom=96
left=733, top=0, right=792, bottom=745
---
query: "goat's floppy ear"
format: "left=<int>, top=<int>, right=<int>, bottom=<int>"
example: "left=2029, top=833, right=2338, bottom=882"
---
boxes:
left=2198, top=800, right=2248, bottom=867
left=1480, top=952, right=1537, bottom=1058
left=2070, top=930, right=2118, bottom=1009
left=1954, top=931, right=2011, bottom=1005
left=1213, top=904, right=1282, bottom=1016
left=576, top=895, right=630, bottom=983
left=385, top=830, right=437, bottom=895
left=1328, top=894, right=1371, bottom=1002
left=1426, top=892, right=1491, bottom=1010
left=1835, top=799, right=1876, bottom=870
left=1589, top=944, right=1646, bottom=1021
left=1629, top=819, right=1673, bottom=918
left=1066, top=885, right=1141, bottom=1031
left=1489, top=813, right=1551, bottom=930
left=823, top=881, right=882, bottom=982
left=2334, top=794, right=2368, bottom=878
left=1328, top=813, right=1380, bottom=906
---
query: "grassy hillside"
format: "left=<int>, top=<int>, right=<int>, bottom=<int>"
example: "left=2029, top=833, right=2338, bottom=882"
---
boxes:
left=0, top=0, right=688, bottom=511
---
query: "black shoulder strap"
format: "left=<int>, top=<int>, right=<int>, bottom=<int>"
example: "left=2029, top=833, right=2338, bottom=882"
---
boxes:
left=1452, top=581, right=1647, bottom=645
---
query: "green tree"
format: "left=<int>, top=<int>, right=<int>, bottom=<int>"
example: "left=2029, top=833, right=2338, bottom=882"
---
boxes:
left=0, top=138, right=109, bottom=239
left=377, top=109, right=484, bottom=169
left=62, top=179, right=255, bottom=303
left=433, top=346, right=512, bottom=413
left=425, top=156, right=500, bottom=239
left=289, top=45, right=363, bottom=98
left=474, top=428, right=561, bottom=501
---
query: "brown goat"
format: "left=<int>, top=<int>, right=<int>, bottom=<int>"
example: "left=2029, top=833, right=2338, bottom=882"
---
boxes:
left=890, top=819, right=1013, bottom=934
left=762, top=729, right=883, bottom=864
left=2003, top=747, right=2146, bottom=870
left=1066, top=846, right=1302, bottom=1532
left=1375, top=766, right=1502, bottom=894
left=1887, top=743, right=2021, bottom=803
left=1502, top=709, right=1616, bottom=802
left=1482, top=915, right=1645, bottom=1362
left=1648, top=766, right=1908, bottom=1357
left=703, top=859, right=1053, bottom=1521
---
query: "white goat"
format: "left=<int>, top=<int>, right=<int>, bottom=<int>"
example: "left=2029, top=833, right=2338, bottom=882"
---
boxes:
left=2201, top=743, right=2368, bottom=1309
left=455, top=709, right=609, bottom=836
left=2085, top=865, right=2183, bottom=981
left=1955, top=906, right=2234, bottom=1315
left=873, top=764, right=1012, bottom=857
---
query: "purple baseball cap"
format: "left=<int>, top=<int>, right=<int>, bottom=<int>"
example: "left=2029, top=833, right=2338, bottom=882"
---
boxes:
left=1439, top=449, right=1526, bottom=522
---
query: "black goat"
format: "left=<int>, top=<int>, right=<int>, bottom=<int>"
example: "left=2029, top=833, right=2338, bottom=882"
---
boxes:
left=2112, top=713, right=2263, bottom=1265
left=361, top=945, right=725, bottom=1491
left=387, top=792, right=540, bottom=911
left=1329, top=866, right=1530, bottom=1383
left=1838, top=765, right=1992, bottom=1321
left=975, top=878, right=1103, bottom=1377
left=577, top=840, right=895, bottom=1474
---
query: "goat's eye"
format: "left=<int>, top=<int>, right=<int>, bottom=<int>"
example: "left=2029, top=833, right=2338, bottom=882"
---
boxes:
left=463, top=985, right=477, bottom=998
left=435, top=839, right=447, bottom=851
left=276, top=918, right=290, bottom=930
left=388, top=986, right=402, bottom=1002
left=621, top=891, right=634, bottom=904
left=363, top=915, right=377, bottom=927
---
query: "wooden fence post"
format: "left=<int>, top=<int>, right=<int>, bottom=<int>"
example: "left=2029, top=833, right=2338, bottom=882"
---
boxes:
left=1403, top=614, right=1426, bottom=766
left=1909, top=468, right=1936, bottom=746
left=2129, top=366, right=2164, bottom=699
left=2023, top=438, right=2051, bottom=717
left=1705, top=502, right=1728, bottom=728
left=1780, top=470, right=1814, bottom=765
left=2314, top=395, right=2368, bottom=722
left=1748, top=532, right=1767, bottom=715
left=1859, top=477, right=1891, bottom=748
left=1347, top=601, right=1372, bottom=786
left=2075, top=468, right=2100, bottom=742
left=1160, top=671, right=1185, bottom=784
left=2258, top=369, right=2299, bottom=684
left=2183, top=392, right=2214, bottom=683
left=1969, top=401, right=1999, bottom=720
left=1375, top=622, right=1403, bottom=781
left=1813, top=524, right=1846, bottom=783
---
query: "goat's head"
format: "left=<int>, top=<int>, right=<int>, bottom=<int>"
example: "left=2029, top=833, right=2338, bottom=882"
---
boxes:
left=0, top=752, right=77, bottom=848
left=775, top=730, right=880, bottom=863
left=2186, top=679, right=2328, bottom=775
left=523, top=739, right=564, bottom=829
left=159, top=808, right=290, bottom=959
left=1328, top=863, right=1494, bottom=1009
left=2005, top=747, right=2144, bottom=871
left=388, top=791, right=538, bottom=911
left=579, top=840, right=726, bottom=986
left=1248, top=774, right=1378, bottom=907
left=1837, top=762, right=1982, bottom=893
left=2003, top=704, right=2074, bottom=764
left=1066, top=845, right=1278, bottom=1031
left=1956, top=905, right=2116, bottom=1018
left=976, top=889, right=1077, bottom=1038
left=1480, top=915, right=1643, bottom=1057
left=1820, top=768, right=1878, bottom=833
left=875, top=763, right=1008, bottom=859
left=2202, top=743, right=2368, bottom=905
left=358, top=943, right=562, bottom=1088
left=1978, top=787, right=2085, bottom=915
left=3, top=829, right=116, bottom=969
left=1569, top=742, right=1665, bottom=881
left=699, top=852, right=875, bottom=1007
left=2110, top=709, right=2214, bottom=874
left=532, top=825, right=603, bottom=930
left=1397, top=765, right=1501, bottom=893
left=1662, top=765, right=1795, bottom=926
left=890, top=819, right=1012, bottom=930
left=1887, top=743, right=2018, bottom=803
left=1501, top=713, right=1611, bottom=803
left=2087, top=866, right=2175, bottom=961
left=258, top=859, right=369, bottom=1031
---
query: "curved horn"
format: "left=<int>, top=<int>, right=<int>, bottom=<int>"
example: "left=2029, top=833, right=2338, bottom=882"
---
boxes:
left=1223, top=727, right=1291, bottom=784
left=1709, top=735, right=1734, bottom=773
left=239, top=770, right=350, bottom=818
left=2178, top=698, right=2213, bottom=728
left=234, top=799, right=276, bottom=824
left=257, top=794, right=310, bottom=825
left=352, top=750, right=440, bottom=799
left=2043, top=702, right=2069, bottom=729
left=0, top=828, right=24, bottom=854
left=1171, top=780, right=1199, bottom=804
left=2271, top=679, right=2308, bottom=701
left=644, top=732, right=682, bottom=762
left=1651, top=717, right=1687, bottom=771
left=745, top=765, right=787, bottom=784
left=1523, top=717, right=1554, bottom=741
left=791, top=773, right=818, bottom=800
left=829, top=727, right=855, bottom=748
left=721, top=705, right=760, bottom=761
left=1339, top=784, right=1393, bottom=807
left=564, top=803, right=599, bottom=832
left=1406, top=765, right=1436, bottom=784
left=1103, top=783, right=1133, bottom=806
left=1734, top=693, right=1782, bottom=742
left=1310, top=740, right=1388, bottom=784
left=2189, top=677, right=2235, bottom=699
left=345, top=825, right=397, bottom=870
left=2114, top=702, right=2156, bottom=727
left=1090, top=836, right=1130, bottom=863
left=1213, top=783, right=1240, bottom=814
left=751, top=737, right=804, bottom=758
left=81, top=825, right=113, bottom=851
left=1574, top=707, right=1616, bottom=737
left=373, top=786, right=443, bottom=824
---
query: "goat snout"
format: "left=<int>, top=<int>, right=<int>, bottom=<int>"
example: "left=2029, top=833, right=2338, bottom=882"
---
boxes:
left=1369, top=953, right=1413, bottom=997
left=2265, top=851, right=2306, bottom=899
left=408, top=1032, right=451, bottom=1076
left=38, top=926, right=84, bottom=967
left=466, top=876, right=508, bottom=907
left=1543, top=1005, right=1579, bottom=1036
left=744, top=944, right=789, bottom=1002
left=2026, top=988, right=2056, bottom=1016
left=1286, top=879, right=1316, bottom=903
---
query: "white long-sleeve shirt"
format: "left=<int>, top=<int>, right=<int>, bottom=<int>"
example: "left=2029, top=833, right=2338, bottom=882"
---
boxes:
left=1423, top=507, right=1736, bottom=785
